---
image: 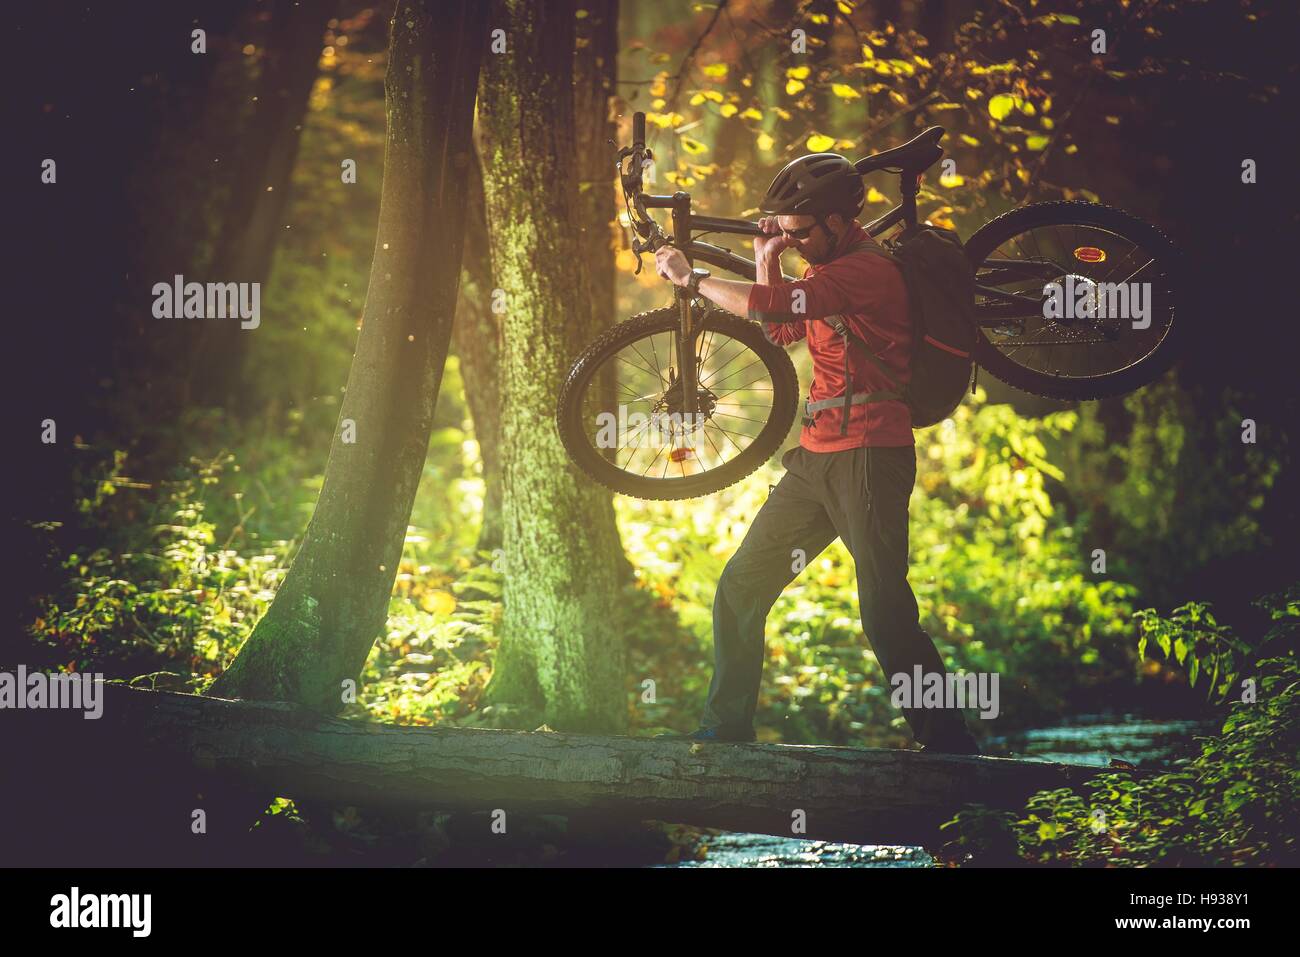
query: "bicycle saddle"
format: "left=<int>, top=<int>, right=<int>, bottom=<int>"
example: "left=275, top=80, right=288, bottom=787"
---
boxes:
left=854, top=126, right=945, bottom=175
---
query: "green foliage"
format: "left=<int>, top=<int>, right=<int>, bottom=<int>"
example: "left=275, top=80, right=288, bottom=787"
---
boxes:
left=939, top=588, right=1300, bottom=867
left=1135, top=601, right=1251, bottom=702
left=1061, top=376, right=1288, bottom=608
left=29, top=452, right=290, bottom=680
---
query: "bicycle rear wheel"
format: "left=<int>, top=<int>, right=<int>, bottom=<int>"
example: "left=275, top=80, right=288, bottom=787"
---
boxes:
left=965, top=200, right=1182, bottom=400
left=557, top=305, right=799, bottom=500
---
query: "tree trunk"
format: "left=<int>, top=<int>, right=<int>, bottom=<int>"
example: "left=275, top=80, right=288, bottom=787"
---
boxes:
left=209, top=0, right=487, bottom=712
left=450, top=147, right=505, bottom=553
left=6, top=685, right=1146, bottom=863
left=191, top=0, right=338, bottom=410
left=573, top=0, right=635, bottom=587
left=477, top=0, right=629, bottom=733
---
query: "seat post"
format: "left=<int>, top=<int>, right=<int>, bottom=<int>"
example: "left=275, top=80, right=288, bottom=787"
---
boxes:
left=900, top=170, right=921, bottom=228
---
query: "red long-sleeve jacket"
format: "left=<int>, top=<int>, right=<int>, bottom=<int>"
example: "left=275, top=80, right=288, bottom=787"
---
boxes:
left=747, top=222, right=913, bottom=451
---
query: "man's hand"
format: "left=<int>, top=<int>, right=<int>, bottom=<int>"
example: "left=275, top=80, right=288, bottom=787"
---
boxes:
left=654, top=245, right=692, bottom=286
left=754, top=216, right=792, bottom=264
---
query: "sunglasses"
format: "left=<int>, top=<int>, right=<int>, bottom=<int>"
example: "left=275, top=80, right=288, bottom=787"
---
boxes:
left=780, top=221, right=823, bottom=240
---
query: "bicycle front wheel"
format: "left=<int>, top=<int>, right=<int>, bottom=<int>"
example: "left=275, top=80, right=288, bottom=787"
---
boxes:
left=557, top=306, right=799, bottom=500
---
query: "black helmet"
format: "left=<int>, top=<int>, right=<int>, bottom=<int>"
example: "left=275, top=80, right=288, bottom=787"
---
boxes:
left=761, top=153, right=864, bottom=218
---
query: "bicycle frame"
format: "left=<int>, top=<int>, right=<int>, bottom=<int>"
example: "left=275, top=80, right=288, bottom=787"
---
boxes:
left=622, top=119, right=1046, bottom=417
left=640, top=185, right=1051, bottom=304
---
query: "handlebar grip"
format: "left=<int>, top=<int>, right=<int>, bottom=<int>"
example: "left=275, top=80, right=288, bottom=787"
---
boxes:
left=632, top=111, right=646, bottom=148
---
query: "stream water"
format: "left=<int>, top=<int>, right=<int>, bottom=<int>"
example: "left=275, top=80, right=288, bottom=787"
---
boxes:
left=659, top=713, right=1218, bottom=868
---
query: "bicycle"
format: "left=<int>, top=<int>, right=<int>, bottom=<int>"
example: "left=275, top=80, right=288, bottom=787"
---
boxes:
left=556, top=111, right=1181, bottom=500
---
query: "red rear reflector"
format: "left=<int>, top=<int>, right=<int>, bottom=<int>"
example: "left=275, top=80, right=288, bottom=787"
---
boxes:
left=669, top=448, right=694, bottom=463
left=1074, top=246, right=1106, bottom=263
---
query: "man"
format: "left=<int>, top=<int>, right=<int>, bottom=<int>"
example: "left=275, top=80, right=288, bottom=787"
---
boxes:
left=652, top=151, right=981, bottom=755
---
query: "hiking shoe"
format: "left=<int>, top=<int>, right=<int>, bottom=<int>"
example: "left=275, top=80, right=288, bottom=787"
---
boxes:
left=654, top=726, right=755, bottom=743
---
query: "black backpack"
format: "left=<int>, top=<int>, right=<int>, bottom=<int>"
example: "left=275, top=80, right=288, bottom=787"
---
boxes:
left=821, top=225, right=977, bottom=430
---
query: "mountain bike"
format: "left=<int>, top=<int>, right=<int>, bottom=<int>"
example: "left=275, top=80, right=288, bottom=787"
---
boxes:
left=556, top=111, right=1181, bottom=500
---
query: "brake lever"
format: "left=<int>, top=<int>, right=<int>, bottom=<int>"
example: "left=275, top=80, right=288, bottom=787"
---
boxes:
left=631, top=228, right=672, bottom=275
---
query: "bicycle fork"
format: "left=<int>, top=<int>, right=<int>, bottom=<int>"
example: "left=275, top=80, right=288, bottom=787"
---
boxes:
left=672, top=286, right=701, bottom=417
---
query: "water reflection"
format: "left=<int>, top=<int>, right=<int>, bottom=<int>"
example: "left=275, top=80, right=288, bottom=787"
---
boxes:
left=658, top=712, right=1218, bottom=868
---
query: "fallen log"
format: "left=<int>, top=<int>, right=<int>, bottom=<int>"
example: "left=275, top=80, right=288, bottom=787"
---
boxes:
left=4, top=683, right=1144, bottom=862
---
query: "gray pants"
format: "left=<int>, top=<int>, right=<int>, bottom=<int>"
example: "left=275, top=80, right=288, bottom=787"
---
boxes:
left=701, top=444, right=979, bottom=750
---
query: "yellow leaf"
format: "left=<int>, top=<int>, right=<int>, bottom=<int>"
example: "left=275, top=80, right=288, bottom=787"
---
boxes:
left=860, top=44, right=874, bottom=61
left=865, top=186, right=888, bottom=203
left=837, top=1, right=853, bottom=15
left=757, top=132, right=775, bottom=152
left=960, top=133, right=981, bottom=146
left=689, top=93, right=705, bottom=106
left=785, top=79, right=806, bottom=95
left=646, top=111, right=683, bottom=128
left=832, top=83, right=862, bottom=99
left=702, top=62, right=728, bottom=78
left=925, top=205, right=956, bottom=229
left=420, top=590, right=456, bottom=616
left=786, top=65, right=811, bottom=80
left=720, top=103, right=738, bottom=117
left=806, top=133, right=836, bottom=152
left=740, top=107, right=763, bottom=121
left=988, top=93, right=1018, bottom=120
left=1064, top=143, right=1079, bottom=154
left=680, top=136, right=709, bottom=155
left=702, top=89, right=724, bottom=103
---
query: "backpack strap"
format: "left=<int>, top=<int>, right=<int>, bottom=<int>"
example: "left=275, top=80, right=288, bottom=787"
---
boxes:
left=809, top=238, right=908, bottom=436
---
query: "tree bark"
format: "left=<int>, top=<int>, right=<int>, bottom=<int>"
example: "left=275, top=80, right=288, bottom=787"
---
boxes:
left=7, top=685, right=1146, bottom=863
left=477, top=0, right=629, bottom=733
left=209, top=0, right=487, bottom=712
left=573, top=0, right=635, bottom=587
left=449, top=147, right=505, bottom=553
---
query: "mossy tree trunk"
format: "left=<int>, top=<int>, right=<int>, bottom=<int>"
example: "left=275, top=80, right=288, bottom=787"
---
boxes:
left=477, top=0, right=629, bottom=733
left=450, top=147, right=505, bottom=553
left=209, top=0, right=487, bottom=712
left=573, top=0, right=634, bottom=587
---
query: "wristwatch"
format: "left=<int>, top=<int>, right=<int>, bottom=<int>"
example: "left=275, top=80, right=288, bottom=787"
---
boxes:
left=686, top=267, right=711, bottom=296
